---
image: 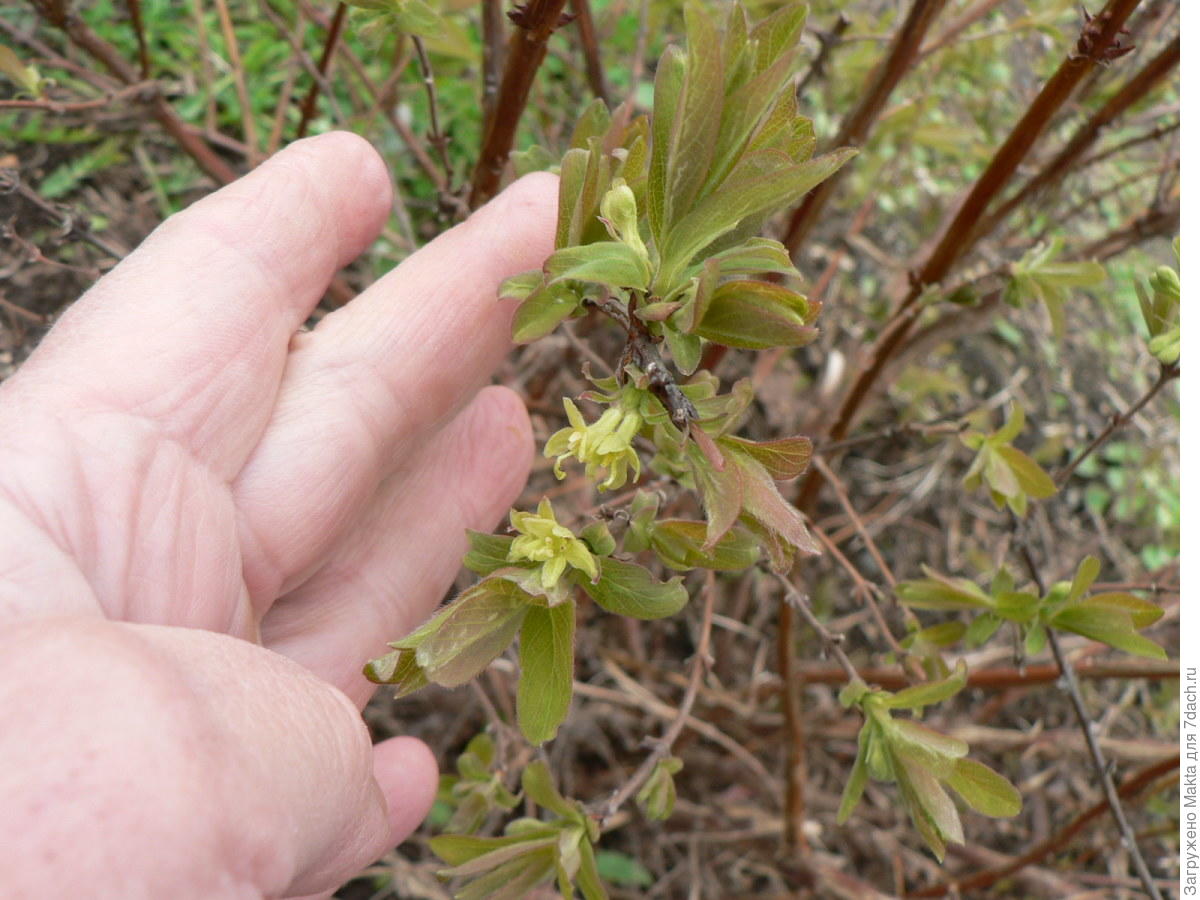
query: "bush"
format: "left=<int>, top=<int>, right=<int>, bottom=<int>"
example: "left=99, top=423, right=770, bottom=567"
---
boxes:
left=0, top=0, right=1179, bottom=896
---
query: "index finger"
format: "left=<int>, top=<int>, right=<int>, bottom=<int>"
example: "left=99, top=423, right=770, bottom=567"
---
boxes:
left=8, top=132, right=393, bottom=479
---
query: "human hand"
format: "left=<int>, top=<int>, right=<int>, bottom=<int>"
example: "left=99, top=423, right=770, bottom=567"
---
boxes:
left=0, top=133, right=555, bottom=897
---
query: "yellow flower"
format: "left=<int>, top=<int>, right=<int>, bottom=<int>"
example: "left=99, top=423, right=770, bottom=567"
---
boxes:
left=507, top=498, right=599, bottom=590
left=544, top=397, right=642, bottom=491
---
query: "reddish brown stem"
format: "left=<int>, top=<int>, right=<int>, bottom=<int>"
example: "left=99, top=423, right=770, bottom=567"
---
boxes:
left=296, top=1, right=347, bottom=139
left=788, top=657, right=1177, bottom=690
left=976, top=35, right=1179, bottom=241
left=778, top=599, right=808, bottom=852
left=468, top=0, right=570, bottom=208
left=124, top=0, right=150, bottom=78
left=570, top=0, right=609, bottom=105
left=782, top=0, right=950, bottom=257
left=480, top=0, right=506, bottom=125
left=916, top=0, right=1142, bottom=288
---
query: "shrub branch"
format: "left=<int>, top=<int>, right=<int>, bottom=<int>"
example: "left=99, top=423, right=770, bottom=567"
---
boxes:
left=782, top=0, right=950, bottom=256
left=468, top=0, right=571, bottom=208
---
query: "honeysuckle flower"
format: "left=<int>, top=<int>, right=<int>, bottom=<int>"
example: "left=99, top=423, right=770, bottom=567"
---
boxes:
left=544, top=396, right=642, bottom=491
left=507, top=498, right=599, bottom=590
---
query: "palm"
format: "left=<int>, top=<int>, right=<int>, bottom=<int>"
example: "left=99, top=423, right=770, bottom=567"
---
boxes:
left=0, top=134, right=555, bottom=706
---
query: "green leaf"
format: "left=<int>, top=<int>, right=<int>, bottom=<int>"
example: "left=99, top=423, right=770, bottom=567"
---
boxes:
left=581, top=521, right=617, bottom=557
left=1036, top=260, right=1106, bottom=287
left=660, top=2, right=724, bottom=230
left=837, top=725, right=872, bottom=824
left=690, top=444, right=745, bottom=549
left=0, top=45, right=43, bottom=96
left=670, top=257, right=720, bottom=334
left=453, top=846, right=559, bottom=900
left=707, top=237, right=799, bottom=278
left=544, top=242, right=651, bottom=291
left=350, top=0, right=442, bottom=41
left=517, top=603, right=576, bottom=744
left=993, top=590, right=1040, bottom=624
left=1008, top=240, right=1106, bottom=339
left=907, top=621, right=968, bottom=649
left=838, top=678, right=871, bottom=709
left=650, top=519, right=760, bottom=571
left=415, top=577, right=533, bottom=687
left=636, top=756, right=683, bottom=821
left=664, top=326, right=703, bottom=376
left=570, top=97, right=612, bottom=149
left=1024, top=622, right=1047, bottom=656
left=431, top=832, right=546, bottom=868
left=882, top=661, right=968, bottom=711
left=391, top=0, right=440, bottom=35
left=748, top=2, right=808, bottom=72
left=730, top=448, right=820, bottom=555
left=576, top=839, right=610, bottom=900
left=889, top=719, right=969, bottom=777
left=965, top=611, right=1004, bottom=646
left=656, top=149, right=855, bottom=293
left=1051, top=606, right=1166, bottom=659
left=721, top=435, right=812, bottom=480
left=595, top=849, right=652, bottom=887
left=464, top=531, right=517, bottom=576
left=623, top=491, right=660, bottom=553
left=995, top=446, right=1056, bottom=499
left=896, top=570, right=992, bottom=611
left=557, top=148, right=590, bottom=249
left=647, top=47, right=686, bottom=244
left=511, top=144, right=558, bottom=178
left=892, top=749, right=962, bottom=860
left=981, top=446, right=1020, bottom=500
left=746, top=88, right=814, bottom=161
left=499, top=270, right=544, bottom=303
left=994, top=404, right=1026, bottom=444
left=1078, top=591, right=1163, bottom=628
left=521, top=761, right=578, bottom=820
left=703, top=41, right=801, bottom=193
left=40, top=138, right=125, bottom=200
left=362, top=647, right=430, bottom=695
left=581, top=557, right=689, bottom=619
left=511, top=284, right=581, bottom=343
left=1067, top=555, right=1102, bottom=602
left=945, top=758, right=1022, bottom=818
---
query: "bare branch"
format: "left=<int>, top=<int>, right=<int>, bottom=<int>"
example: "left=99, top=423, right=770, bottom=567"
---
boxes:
left=296, top=1, right=348, bottom=139
left=570, top=0, right=609, bottom=105
left=469, top=0, right=571, bottom=208
left=782, top=0, right=950, bottom=256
